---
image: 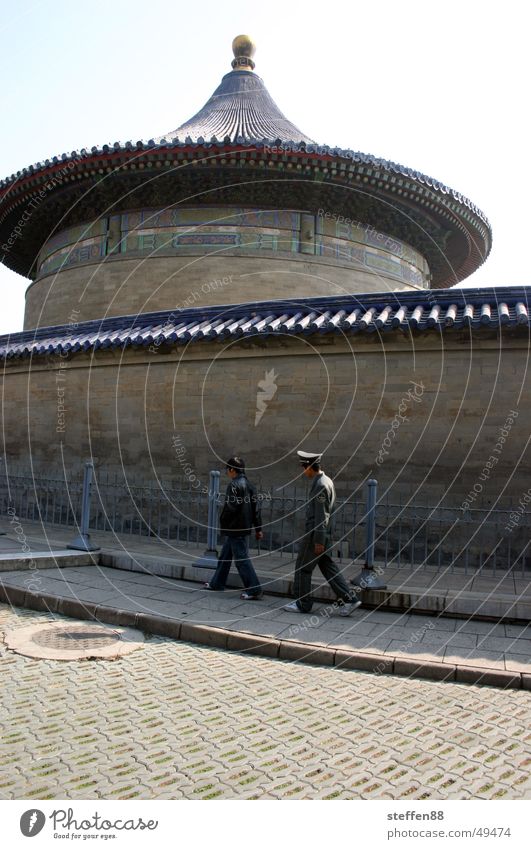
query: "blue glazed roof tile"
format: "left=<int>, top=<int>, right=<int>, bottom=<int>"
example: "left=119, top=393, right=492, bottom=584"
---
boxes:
left=0, top=288, right=529, bottom=361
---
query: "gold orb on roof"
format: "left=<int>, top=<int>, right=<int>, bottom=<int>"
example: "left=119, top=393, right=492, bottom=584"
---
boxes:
left=232, top=34, right=256, bottom=58
left=231, top=34, right=256, bottom=70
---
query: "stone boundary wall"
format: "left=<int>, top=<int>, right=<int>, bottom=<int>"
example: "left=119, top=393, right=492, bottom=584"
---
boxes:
left=1, top=330, right=529, bottom=509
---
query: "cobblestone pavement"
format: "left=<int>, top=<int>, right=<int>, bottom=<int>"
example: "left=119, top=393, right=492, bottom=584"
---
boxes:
left=1, top=605, right=530, bottom=801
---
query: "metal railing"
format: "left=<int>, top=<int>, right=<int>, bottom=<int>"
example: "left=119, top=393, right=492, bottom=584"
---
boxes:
left=0, top=464, right=529, bottom=576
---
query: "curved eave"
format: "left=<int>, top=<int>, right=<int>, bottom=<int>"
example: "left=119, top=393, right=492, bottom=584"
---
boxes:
left=0, top=287, right=527, bottom=361
left=0, top=141, right=491, bottom=287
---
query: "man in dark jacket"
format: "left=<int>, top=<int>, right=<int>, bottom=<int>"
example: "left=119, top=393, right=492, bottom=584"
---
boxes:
left=204, top=456, right=263, bottom=599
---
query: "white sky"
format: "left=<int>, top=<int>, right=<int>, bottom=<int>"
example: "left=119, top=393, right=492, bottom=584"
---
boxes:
left=0, top=0, right=528, bottom=334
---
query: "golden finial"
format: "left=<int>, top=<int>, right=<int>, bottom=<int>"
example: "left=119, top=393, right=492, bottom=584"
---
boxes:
left=231, top=34, right=256, bottom=71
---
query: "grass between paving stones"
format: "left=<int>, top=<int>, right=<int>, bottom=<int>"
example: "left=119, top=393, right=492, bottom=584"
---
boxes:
left=238, top=776, right=260, bottom=786
left=192, top=783, right=216, bottom=794
left=26, top=787, right=56, bottom=799
left=284, top=786, right=306, bottom=796
left=107, top=785, right=136, bottom=796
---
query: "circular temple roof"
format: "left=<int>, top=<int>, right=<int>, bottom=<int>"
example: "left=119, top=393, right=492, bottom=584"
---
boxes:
left=0, top=36, right=492, bottom=289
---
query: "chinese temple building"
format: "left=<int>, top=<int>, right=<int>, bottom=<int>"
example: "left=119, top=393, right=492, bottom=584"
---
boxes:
left=0, top=36, right=529, bottom=510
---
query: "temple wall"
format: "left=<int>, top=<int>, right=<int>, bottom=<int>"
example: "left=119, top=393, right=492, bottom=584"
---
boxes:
left=24, top=254, right=423, bottom=329
left=1, top=330, right=529, bottom=511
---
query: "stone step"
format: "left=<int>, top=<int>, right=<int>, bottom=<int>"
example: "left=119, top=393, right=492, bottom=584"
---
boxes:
left=101, top=550, right=529, bottom=624
left=0, top=550, right=100, bottom=572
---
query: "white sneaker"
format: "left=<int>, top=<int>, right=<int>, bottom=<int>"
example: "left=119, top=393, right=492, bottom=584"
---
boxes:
left=283, top=601, right=302, bottom=612
left=338, top=599, right=362, bottom=617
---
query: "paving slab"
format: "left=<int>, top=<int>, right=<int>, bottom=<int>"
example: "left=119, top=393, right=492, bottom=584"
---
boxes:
left=505, top=623, right=531, bottom=637
left=326, top=635, right=392, bottom=654
left=224, top=618, right=295, bottom=638
left=387, top=646, right=446, bottom=664
left=443, top=650, right=506, bottom=669
left=504, top=656, right=531, bottom=673
left=422, top=631, right=479, bottom=649
left=478, top=635, right=531, bottom=653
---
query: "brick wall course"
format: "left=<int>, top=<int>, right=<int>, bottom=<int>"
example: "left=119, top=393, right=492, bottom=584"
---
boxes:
left=1, top=330, right=529, bottom=508
left=24, top=254, right=421, bottom=329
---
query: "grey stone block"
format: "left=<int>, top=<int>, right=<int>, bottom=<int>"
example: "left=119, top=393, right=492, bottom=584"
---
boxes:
left=514, top=603, right=531, bottom=622
left=0, top=559, right=32, bottom=572
left=183, top=566, right=223, bottom=585
left=136, top=613, right=181, bottom=639
left=0, top=584, right=26, bottom=607
left=57, top=598, right=99, bottom=621
left=310, top=585, right=336, bottom=604
left=134, top=560, right=178, bottom=579
left=403, top=593, right=447, bottom=614
left=278, top=641, right=335, bottom=666
left=334, top=649, right=393, bottom=674
left=108, top=555, right=134, bottom=571
left=180, top=622, right=228, bottom=649
left=24, top=592, right=60, bottom=613
left=394, top=658, right=456, bottom=682
left=99, top=553, right=114, bottom=567
left=94, top=605, right=138, bottom=627
left=455, top=666, right=521, bottom=689
left=258, top=578, right=291, bottom=595
left=445, top=595, right=506, bottom=619
left=226, top=631, right=280, bottom=658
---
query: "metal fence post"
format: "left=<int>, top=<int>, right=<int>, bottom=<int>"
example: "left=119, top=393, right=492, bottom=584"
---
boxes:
left=366, top=478, right=377, bottom=568
left=350, top=478, right=387, bottom=592
left=0, top=462, right=6, bottom=533
left=67, top=461, right=100, bottom=552
left=194, top=470, right=220, bottom=568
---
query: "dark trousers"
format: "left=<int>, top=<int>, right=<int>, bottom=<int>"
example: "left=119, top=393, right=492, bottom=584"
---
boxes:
left=209, top=535, right=262, bottom=596
left=293, top=533, right=353, bottom=613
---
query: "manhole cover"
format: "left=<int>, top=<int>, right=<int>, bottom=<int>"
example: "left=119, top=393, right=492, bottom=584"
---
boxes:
left=32, top=628, right=118, bottom=650
left=3, top=621, right=144, bottom=661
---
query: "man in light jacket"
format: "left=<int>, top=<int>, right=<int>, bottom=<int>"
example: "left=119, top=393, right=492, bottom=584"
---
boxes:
left=284, top=450, right=361, bottom=616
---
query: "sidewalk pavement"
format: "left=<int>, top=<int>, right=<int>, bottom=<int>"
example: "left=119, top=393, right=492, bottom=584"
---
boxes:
left=1, top=519, right=529, bottom=622
left=0, top=525, right=529, bottom=690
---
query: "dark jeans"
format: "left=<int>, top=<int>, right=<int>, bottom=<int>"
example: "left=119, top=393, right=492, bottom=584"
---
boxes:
left=209, top=535, right=262, bottom=596
left=293, top=533, right=353, bottom=613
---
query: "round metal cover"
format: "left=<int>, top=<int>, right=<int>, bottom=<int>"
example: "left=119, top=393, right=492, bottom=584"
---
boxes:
left=3, top=620, right=144, bottom=660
